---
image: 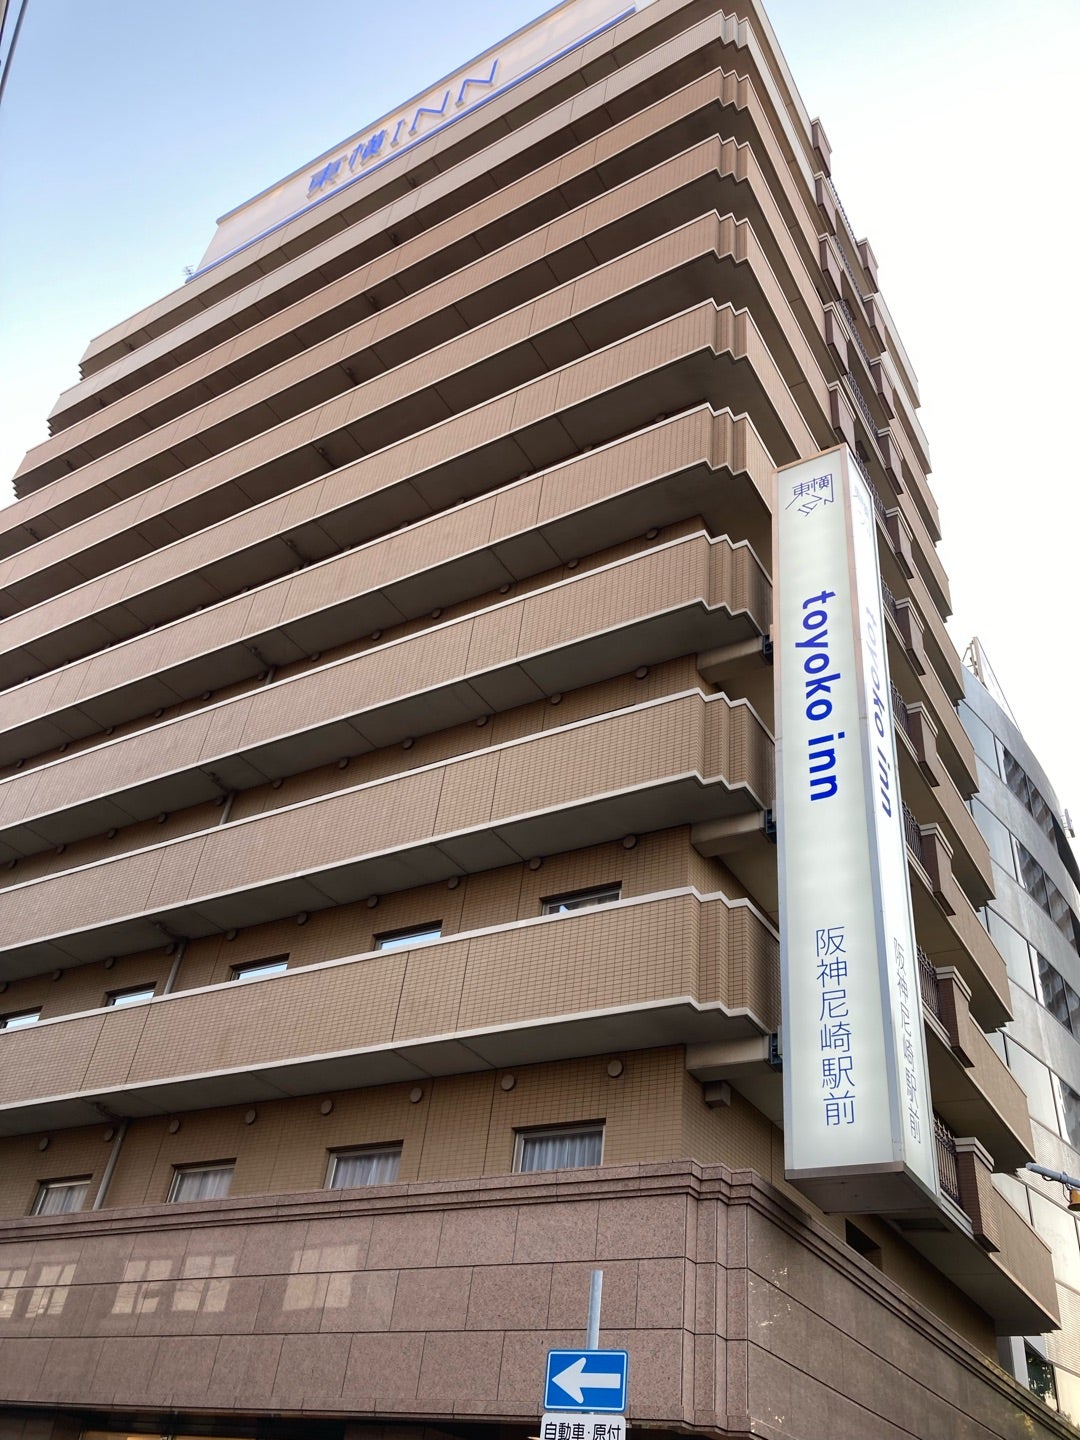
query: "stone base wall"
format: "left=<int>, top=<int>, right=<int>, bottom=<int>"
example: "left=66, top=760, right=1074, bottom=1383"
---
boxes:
left=0, top=1163, right=1071, bottom=1438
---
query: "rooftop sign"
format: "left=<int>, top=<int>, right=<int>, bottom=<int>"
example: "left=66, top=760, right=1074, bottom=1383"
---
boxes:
left=193, top=0, right=652, bottom=279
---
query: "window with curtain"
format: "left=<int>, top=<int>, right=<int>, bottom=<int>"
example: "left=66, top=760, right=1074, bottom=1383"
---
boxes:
left=168, top=1163, right=235, bottom=1203
left=32, top=1177, right=90, bottom=1216
left=516, top=1124, right=603, bottom=1172
left=327, top=1146, right=402, bottom=1189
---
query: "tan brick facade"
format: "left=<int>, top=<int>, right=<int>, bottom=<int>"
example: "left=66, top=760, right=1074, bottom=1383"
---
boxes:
left=0, top=0, right=1067, bottom=1435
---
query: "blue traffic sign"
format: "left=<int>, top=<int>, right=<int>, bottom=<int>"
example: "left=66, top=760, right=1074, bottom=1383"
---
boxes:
left=544, top=1350, right=629, bottom=1413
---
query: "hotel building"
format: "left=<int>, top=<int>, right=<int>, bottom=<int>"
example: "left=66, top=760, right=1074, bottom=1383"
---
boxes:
left=0, top=0, right=1072, bottom=1435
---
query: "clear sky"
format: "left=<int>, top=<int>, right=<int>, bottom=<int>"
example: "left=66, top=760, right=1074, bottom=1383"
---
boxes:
left=2, top=0, right=1078, bottom=820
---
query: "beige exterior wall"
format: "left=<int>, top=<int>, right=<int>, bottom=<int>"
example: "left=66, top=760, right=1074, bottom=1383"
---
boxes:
left=0, top=0, right=1066, bottom=1431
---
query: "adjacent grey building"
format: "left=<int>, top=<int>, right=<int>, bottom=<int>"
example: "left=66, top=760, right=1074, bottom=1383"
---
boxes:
left=964, top=656, right=1080, bottom=1418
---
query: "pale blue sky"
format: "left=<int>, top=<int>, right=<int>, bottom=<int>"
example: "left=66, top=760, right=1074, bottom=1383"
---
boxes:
left=2, top=0, right=1078, bottom=816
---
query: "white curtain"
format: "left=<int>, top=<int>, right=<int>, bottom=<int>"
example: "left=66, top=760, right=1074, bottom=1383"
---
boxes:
left=331, top=1149, right=401, bottom=1188
left=172, top=1166, right=233, bottom=1202
left=35, top=1180, right=89, bottom=1215
left=519, top=1128, right=602, bottom=1172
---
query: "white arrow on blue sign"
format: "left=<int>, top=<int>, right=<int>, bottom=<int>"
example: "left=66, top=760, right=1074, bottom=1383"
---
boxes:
left=544, top=1350, right=629, bottom=1412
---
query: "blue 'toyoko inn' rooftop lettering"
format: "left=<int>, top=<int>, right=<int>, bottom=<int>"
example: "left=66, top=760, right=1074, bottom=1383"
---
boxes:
left=307, top=60, right=500, bottom=198
left=188, top=6, right=639, bottom=282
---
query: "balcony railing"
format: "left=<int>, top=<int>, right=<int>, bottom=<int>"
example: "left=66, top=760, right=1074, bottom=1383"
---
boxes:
left=934, top=1113, right=962, bottom=1205
left=844, top=370, right=877, bottom=434
left=917, top=946, right=941, bottom=1018
left=838, top=297, right=874, bottom=371
left=849, top=447, right=887, bottom=521
left=881, top=581, right=900, bottom=622
left=902, top=803, right=924, bottom=864
left=890, top=683, right=911, bottom=737
left=826, top=178, right=868, bottom=293
left=827, top=177, right=859, bottom=252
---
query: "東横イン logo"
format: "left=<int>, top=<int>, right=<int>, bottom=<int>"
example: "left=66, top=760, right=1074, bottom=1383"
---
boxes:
left=307, top=59, right=499, bottom=197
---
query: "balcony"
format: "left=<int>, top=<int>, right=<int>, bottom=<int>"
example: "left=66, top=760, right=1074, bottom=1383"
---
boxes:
left=906, top=822, right=1011, bottom=1030
left=0, top=690, right=772, bottom=978
left=0, top=888, right=776, bottom=1133
left=16, top=113, right=801, bottom=496
left=0, top=401, right=774, bottom=766
left=0, top=282, right=805, bottom=649
left=883, top=597, right=979, bottom=801
left=18, top=120, right=828, bottom=521
left=893, top=699, right=994, bottom=909
left=46, top=31, right=812, bottom=422
left=0, top=532, right=770, bottom=858
left=1, top=180, right=828, bottom=687
left=922, top=966, right=1035, bottom=1170
left=1, top=203, right=816, bottom=624
left=892, top=1117, right=1058, bottom=1336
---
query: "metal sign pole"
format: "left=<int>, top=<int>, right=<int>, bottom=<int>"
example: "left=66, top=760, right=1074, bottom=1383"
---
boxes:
left=586, top=1269, right=603, bottom=1349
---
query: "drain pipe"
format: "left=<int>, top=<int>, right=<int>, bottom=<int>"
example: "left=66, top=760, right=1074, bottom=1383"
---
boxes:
left=92, top=1117, right=129, bottom=1210
left=161, top=938, right=187, bottom=997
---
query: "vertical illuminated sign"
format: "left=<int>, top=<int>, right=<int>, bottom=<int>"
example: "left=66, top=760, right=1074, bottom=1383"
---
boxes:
left=775, top=446, right=937, bottom=1212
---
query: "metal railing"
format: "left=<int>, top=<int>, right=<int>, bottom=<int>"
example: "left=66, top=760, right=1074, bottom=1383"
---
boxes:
left=890, top=683, right=911, bottom=736
left=852, top=449, right=887, bottom=524
left=827, top=177, right=860, bottom=253
left=917, top=946, right=941, bottom=1018
left=838, top=297, right=874, bottom=371
left=826, top=178, right=869, bottom=295
left=934, top=1113, right=962, bottom=1205
left=881, top=581, right=900, bottom=622
left=848, top=447, right=887, bottom=522
left=902, top=803, right=924, bottom=863
left=844, top=370, right=877, bottom=434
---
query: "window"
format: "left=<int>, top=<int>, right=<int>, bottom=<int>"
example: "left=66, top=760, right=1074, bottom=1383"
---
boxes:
left=374, top=923, right=442, bottom=952
left=971, top=799, right=1016, bottom=877
left=1014, top=840, right=1079, bottom=949
left=1035, top=954, right=1080, bottom=1036
left=986, top=909, right=1036, bottom=994
left=0, top=1008, right=41, bottom=1030
left=231, top=956, right=288, bottom=982
left=1003, top=1038, right=1060, bottom=1134
left=959, top=703, right=1000, bottom=775
left=106, top=984, right=156, bottom=1008
left=1026, top=1344, right=1059, bottom=1410
left=32, top=1177, right=90, bottom=1216
left=515, top=1124, right=604, bottom=1173
left=541, top=884, right=621, bottom=916
left=844, top=1221, right=882, bottom=1268
left=1002, top=748, right=1056, bottom=843
left=1057, top=1078, right=1080, bottom=1151
left=168, top=1163, right=234, bottom=1203
left=327, top=1146, right=402, bottom=1189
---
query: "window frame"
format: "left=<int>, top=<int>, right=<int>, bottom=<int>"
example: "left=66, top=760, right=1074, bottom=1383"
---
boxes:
left=514, top=1122, right=605, bottom=1174
left=105, top=984, right=157, bottom=1008
left=540, top=883, right=622, bottom=916
left=373, top=923, right=442, bottom=952
left=230, top=956, right=289, bottom=983
left=325, top=1144, right=403, bottom=1190
left=31, top=1176, right=91, bottom=1216
left=167, top=1161, right=236, bottom=1204
left=1026, top=1343, right=1059, bottom=1410
left=0, top=1008, right=42, bottom=1030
